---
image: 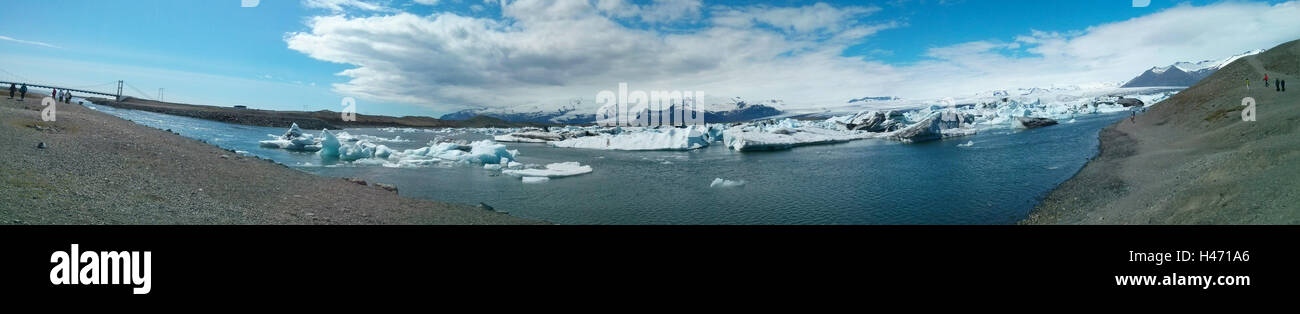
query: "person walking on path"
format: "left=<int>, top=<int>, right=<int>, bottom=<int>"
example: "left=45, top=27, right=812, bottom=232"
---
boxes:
left=1265, top=74, right=1269, bottom=87
left=1247, top=78, right=1251, bottom=90
left=19, top=84, right=27, bottom=101
left=7, top=83, right=14, bottom=99
left=51, top=88, right=57, bottom=101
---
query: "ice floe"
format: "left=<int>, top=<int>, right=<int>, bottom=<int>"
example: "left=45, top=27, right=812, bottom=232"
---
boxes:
left=502, top=162, right=593, bottom=178
left=521, top=177, right=550, bottom=184
left=258, top=123, right=322, bottom=152
left=550, top=126, right=713, bottom=151
left=710, top=178, right=746, bottom=188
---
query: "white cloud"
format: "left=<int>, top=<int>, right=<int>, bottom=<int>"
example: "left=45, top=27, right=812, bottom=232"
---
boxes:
left=303, top=0, right=390, bottom=12
left=285, top=0, right=1300, bottom=113
left=0, top=35, right=60, bottom=48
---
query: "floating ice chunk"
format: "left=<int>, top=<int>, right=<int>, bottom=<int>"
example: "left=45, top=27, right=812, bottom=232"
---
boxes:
left=502, top=162, right=593, bottom=178
left=495, top=131, right=565, bottom=143
left=395, top=140, right=515, bottom=164
left=484, top=164, right=503, bottom=170
left=521, top=177, right=550, bottom=184
left=709, top=178, right=745, bottom=188
left=259, top=123, right=322, bottom=152
left=318, top=129, right=341, bottom=157
left=723, top=124, right=874, bottom=151
left=335, top=132, right=411, bottom=143
left=550, top=126, right=710, bottom=151
left=957, top=141, right=974, bottom=147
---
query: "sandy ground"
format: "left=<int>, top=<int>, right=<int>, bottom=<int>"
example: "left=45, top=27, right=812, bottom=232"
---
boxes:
left=1026, top=39, right=1300, bottom=224
left=1, top=93, right=543, bottom=225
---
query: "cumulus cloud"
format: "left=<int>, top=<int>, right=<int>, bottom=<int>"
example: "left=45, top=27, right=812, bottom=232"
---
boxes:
left=286, top=0, right=1300, bottom=113
left=303, top=0, right=390, bottom=12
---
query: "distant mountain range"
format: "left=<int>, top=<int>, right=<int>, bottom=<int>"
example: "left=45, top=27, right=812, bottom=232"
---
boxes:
left=1123, top=49, right=1263, bottom=88
left=440, top=98, right=785, bottom=125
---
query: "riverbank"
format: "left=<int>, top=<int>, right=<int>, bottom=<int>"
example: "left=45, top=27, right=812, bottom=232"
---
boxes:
left=88, top=96, right=547, bottom=130
left=1, top=93, right=544, bottom=225
left=1025, top=39, right=1300, bottom=224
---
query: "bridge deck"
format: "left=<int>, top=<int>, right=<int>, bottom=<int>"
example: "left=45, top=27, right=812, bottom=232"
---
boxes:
left=0, top=80, right=119, bottom=98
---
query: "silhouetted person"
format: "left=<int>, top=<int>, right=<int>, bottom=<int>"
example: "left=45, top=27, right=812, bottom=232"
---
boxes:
left=1279, top=80, right=1282, bottom=92
left=1283, top=80, right=1287, bottom=92
left=7, top=83, right=13, bottom=99
left=19, top=84, right=27, bottom=100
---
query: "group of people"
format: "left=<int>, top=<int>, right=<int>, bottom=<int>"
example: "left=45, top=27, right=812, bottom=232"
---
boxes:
left=1265, top=74, right=1286, bottom=92
left=50, top=88, right=75, bottom=103
left=6, top=84, right=80, bottom=102
left=8, top=83, right=27, bottom=101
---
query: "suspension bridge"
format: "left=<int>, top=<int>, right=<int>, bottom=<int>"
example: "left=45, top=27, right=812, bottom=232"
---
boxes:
left=1, top=68, right=163, bottom=102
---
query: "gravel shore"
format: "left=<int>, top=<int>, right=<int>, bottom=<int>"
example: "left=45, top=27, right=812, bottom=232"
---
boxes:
left=1025, top=39, right=1300, bottom=224
left=1, top=93, right=543, bottom=225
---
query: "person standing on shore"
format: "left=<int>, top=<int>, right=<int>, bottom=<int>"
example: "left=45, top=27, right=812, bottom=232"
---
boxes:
left=19, top=84, right=27, bottom=100
left=7, top=83, right=14, bottom=99
left=1264, top=74, right=1269, bottom=87
left=51, top=88, right=57, bottom=101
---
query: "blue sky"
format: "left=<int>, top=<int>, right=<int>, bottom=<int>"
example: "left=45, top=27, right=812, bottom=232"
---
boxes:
left=2, top=0, right=1299, bottom=116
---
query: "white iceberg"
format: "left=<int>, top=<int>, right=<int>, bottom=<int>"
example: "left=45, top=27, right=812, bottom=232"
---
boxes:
left=550, top=126, right=712, bottom=151
left=521, top=177, right=550, bottom=184
left=502, top=162, right=593, bottom=178
left=709, top=178, right=745, bottom=188
left=259, top=123, right=322, bottom=152
left=722, top=121, right=876, bottom=151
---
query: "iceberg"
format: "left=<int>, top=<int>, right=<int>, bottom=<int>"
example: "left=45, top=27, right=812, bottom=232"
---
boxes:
left=709, top=178, right=745, bottom=188
left=550, top=126, right=712, bottom=151
left=501, top=162, right=593, bottom=178
left=521, top=177, right=550, bottom=184
left=722, top=125, right=874, bottom=151
left=494, top=131, right=565, bottom=143
left=259, top=123, right=322, bottom=152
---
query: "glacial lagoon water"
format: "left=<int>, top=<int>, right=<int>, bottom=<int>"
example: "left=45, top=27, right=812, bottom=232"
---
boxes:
left=88, top=104, right=1128, bottom=225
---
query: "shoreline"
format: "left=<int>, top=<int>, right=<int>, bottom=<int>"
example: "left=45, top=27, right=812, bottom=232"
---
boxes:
left=2, top=93, right=545, bottom=225
left=88, top=96, right=548, bottom=130
left=1024, top=39, right=1300, bottom=224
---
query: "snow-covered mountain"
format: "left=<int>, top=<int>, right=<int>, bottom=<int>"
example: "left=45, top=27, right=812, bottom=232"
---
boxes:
left=1123, top=49, right=1264, bottom=87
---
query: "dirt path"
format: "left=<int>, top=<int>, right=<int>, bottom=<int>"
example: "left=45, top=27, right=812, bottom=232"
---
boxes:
left=1, top=93, right=544, bottom=225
